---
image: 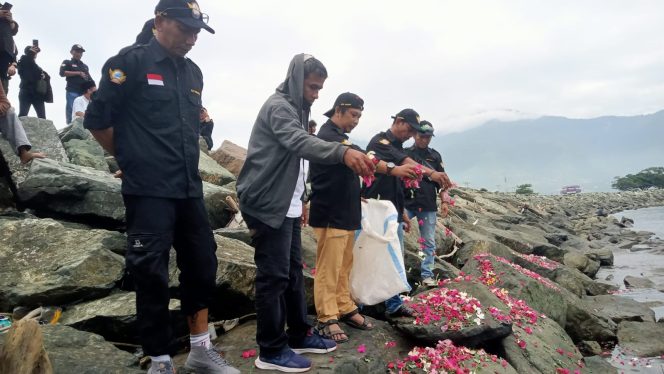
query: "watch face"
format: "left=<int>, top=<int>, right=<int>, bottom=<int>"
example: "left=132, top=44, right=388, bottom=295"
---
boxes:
left=387, top=162, right=396, bottom=168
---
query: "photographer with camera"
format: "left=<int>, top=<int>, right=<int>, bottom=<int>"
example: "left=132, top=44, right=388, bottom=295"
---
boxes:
left=18, top=43, right=51, bottom=119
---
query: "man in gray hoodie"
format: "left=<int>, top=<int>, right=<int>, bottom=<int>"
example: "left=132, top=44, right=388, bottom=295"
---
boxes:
left=237, top=54, right=373, bottom=372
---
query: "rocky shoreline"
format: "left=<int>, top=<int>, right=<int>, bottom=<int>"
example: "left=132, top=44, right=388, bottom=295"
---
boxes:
left=1, top=117, right=664, bottom=373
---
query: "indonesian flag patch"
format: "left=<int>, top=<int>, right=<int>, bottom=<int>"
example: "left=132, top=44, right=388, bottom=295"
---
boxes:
left=147, top=73, right=164, bottom=86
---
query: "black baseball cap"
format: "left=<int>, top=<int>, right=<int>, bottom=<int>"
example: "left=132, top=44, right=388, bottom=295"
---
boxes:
left=418, top=120, right=435, bottom=136
left=155, top=0, right=215, bottom=34
left=323, top=92, right=365, bottom=118
left=391, top=108, right=421, bottom=131
left=71, top=44, right=85, bottom=52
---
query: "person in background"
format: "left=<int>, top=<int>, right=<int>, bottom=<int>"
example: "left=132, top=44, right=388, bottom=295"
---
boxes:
left=59, top=44, right=90, bottom=124
left=71, top=80, right=96, bottom=119
left=0, top=2, right=18, bottom=94
left=0, top=83, right=46, bottom=163
left=18, top=46, right=49, bottom=118
left=362, top=109, right=451, bottom=319
left=307, top=119, right=317, bottom=135
left=199, top=107, right=214, bottom=151
left=404, top=121, right=448, bottom=287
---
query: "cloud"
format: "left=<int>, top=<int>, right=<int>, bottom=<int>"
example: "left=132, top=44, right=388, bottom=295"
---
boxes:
left=8, top=1, right=664, bottom=149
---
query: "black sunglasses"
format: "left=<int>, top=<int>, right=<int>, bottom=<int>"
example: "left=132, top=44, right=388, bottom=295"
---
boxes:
left=159, top=7, right=209, bottom=24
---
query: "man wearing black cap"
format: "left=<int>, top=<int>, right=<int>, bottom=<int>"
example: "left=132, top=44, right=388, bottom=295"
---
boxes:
left=310, top=93, right=418, bottom=344
left=362, top=109, right=451, bottom=318
left=84, top=2, right=239, bottom=374
left=59, top=44, right=90, bottom=124
left=404, top=121, right=449, bottom=287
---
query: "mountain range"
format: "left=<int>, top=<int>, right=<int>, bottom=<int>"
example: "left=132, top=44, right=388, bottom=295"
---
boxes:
left=431, top=110, right=664, bottom=194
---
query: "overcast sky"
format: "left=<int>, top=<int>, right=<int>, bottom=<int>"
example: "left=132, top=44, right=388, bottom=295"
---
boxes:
left=9, top=1, right=664, bottom=148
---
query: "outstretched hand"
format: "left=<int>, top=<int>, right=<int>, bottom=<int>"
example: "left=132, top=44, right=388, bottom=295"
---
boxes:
left=391, top=164, right=419, bottom=179
left=343, top=148, right=375, bottom=177
left=431, top=171, right=452, bottom=190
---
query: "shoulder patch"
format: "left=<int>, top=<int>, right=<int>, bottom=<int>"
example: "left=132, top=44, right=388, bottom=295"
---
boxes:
left=379, top=138, right=390, bottom=145
left=109, top=68, right=126, bottom=85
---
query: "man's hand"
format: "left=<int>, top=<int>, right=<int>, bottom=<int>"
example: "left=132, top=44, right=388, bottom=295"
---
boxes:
left=430, top=171, right=452, bottom=190
left=301, top=204, right=309, bottom=227
left=402, top=213, right=411, bottom=233
left=113, top=170, right=123, bottom=179
left=440, top=202, right=449, bottom=218
left=7, top=65, right=16, bottom=77
left=343, top=148, right=375, bottom=177
left=391, top=164, right=418, bottom=179
left=0, top=10, right=12, bottom=22
left=79, top=71, right=87, bottom=79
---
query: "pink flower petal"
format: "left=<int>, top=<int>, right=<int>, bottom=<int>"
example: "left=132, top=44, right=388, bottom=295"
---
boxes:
left=357, top=344, right=366, bottom=353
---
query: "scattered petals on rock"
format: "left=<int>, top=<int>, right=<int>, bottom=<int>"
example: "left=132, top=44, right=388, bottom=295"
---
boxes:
left=357, top=344, right=366, bottom=354
left=404, top=287, right=485, bottom=330
left=387, top=339, right=509, bottom=373
left=241, top=349, right=256, bottom=359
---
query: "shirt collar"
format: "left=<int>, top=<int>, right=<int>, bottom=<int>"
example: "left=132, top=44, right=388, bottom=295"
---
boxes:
left=148, top=38, right=172, bottom=63
left=385, top=129, right=403, bottom=147
left=326, top=119, right=349, bottom=139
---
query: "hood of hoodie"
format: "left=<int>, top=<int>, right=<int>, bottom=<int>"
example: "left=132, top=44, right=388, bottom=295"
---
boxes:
left=276, top=53, right=310, bottom=128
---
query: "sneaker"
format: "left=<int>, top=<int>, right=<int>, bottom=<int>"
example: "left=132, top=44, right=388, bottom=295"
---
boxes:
left=385, top=305, right=415, bottom=319
left=255, top=349, right=311, bottom=372
left=185, top=345, right=240, bottom=374
left=289, top=328, right=337, bottom=354
left=147, top=359, right=175, bottom=374
left=421, top=277, right=436, bottom=287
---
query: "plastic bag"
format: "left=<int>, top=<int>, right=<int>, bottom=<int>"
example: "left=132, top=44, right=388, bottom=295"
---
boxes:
left=349, top=199, right=411, bottom=305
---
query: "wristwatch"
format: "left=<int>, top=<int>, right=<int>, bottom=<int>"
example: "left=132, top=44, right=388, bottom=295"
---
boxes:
left=386, top=162, right=396, bottom=175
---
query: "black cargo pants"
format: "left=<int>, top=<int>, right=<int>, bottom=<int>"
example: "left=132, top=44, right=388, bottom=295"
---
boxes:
left=123, top=195, right=218, bottom=356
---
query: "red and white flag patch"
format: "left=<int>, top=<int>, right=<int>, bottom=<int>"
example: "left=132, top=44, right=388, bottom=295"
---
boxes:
left=147, top=73, right=164, bottom=86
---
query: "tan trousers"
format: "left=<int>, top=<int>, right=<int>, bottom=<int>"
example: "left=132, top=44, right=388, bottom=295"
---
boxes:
left=313, top=227, right=357, bottom=323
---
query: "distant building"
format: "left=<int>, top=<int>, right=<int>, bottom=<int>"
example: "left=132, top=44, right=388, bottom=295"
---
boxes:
left=560, top=185, right=582, bottom=195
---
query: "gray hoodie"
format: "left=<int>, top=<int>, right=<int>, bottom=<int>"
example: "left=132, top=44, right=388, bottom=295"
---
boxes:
left=237, top=54, right=347, bottom=229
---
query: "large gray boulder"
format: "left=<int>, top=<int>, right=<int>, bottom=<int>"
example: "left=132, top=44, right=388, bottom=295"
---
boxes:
left=63, top=138, right=109, bottom=172
left=0, top=116, right=69, bottom=190
left=197, top=318, right=510, bottom=374
left=462, top=254, right=617, bottom=343
left=60, top=292, right=182, bottom=344
left=393, top=283, right=512, bottom=347
left=57, top=116, right=92, bottom=143
left=202, top=182, right=237, bottom=230
left=210, top=140, right=246, bottom=177
left=563, top=252, right=600, bottom=278
left=617, top=321, right=664, bottom=357
left=17, top=158, right=124, bottom=224
left=585, top=295, right=656, bottom=323
left=199, top=151, right=235, bottom=186
left=41, top=325, right=142, bottom=373
left=0, top=217, right=125, bottom=310
left=624, top=275, right=656, bottom=289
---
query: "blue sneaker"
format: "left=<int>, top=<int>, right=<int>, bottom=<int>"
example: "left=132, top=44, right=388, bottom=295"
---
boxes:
left=289, top=328, right=337, bottom=354
left=255, top=349, right=311, bottom=372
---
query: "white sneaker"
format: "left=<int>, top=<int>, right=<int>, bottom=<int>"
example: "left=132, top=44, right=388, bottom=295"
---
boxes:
left=422, top=277, right=436, bottom=287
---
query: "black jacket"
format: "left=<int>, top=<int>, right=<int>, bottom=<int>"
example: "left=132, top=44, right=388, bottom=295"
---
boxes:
left=17, top=54, right=53, bottom=103
left=0, top=16, right=17, bottom=59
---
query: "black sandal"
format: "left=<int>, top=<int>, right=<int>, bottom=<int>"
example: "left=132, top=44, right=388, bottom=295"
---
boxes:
left=339, top=309, right=374, bottom=330
left=316, top=319, right=349, bottom=343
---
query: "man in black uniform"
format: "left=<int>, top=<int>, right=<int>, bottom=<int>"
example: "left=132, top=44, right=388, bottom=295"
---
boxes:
left=84, top=1, right=239, bottom=373
left=362, top=109, right=451, bottom=318
left=404, top=121, right=447, bottom=287
left=60, top=44, right=90, bottom=124
left=310, top=93, right=417, bottom=343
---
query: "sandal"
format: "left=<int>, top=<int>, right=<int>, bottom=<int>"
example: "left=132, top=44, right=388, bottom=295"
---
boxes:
left=339, top=309, right=374, bottom=330
left=316, top=319, right=349, bottom=344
